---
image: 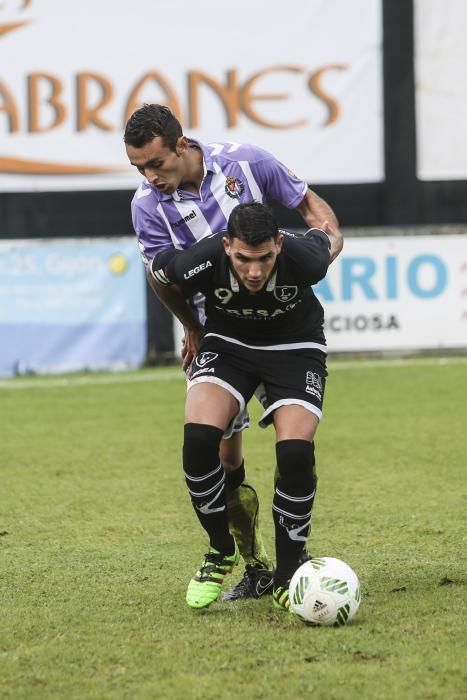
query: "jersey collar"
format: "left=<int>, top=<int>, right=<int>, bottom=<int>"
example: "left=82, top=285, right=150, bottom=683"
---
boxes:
left=191, top=138, right=215, bottom=175
left=228, top=268, right=278, bottom=293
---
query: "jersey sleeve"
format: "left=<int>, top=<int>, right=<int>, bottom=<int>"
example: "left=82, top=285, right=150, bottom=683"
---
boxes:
left=282, top=229, right=331, bottom=285
left=150, top=234, right=218, bottom=296
left=248, top=147, right=308, bottom=209
left=131, top=189, right=174, bottom=269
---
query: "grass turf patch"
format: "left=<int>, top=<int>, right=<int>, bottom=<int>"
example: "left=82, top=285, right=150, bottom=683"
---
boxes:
left=0, top=359, right=465, bottom=699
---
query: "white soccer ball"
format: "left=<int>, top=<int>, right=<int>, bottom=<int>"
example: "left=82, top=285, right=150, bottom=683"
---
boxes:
left=289, top=557, right=361, bottom=626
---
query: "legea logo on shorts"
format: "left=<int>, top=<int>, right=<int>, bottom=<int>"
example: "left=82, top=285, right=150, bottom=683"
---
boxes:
left=195, top=352, right=218, bottom=368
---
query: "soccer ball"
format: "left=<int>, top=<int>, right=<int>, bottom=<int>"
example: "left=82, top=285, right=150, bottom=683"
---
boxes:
left=289, top=557, right=361, bottom=626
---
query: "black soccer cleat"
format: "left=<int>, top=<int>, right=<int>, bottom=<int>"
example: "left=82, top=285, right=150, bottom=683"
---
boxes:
left=222, top=565, right=274, bottom=601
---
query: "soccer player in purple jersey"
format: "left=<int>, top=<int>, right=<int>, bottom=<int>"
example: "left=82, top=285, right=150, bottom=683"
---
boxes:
left=124, top=104, right=342, bottom=601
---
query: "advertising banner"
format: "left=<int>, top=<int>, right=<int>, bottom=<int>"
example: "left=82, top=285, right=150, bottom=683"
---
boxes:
left=316, top=235, right=467, bottom=352
left=0, top=237, right=147, bottom=376
left=0, top=0, right=383, bottom=192
left=415, top=0, right=467, bottom=180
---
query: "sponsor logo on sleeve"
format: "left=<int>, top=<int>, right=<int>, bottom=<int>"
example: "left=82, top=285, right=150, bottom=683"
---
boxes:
left=184, top=260, right=212, bottom=279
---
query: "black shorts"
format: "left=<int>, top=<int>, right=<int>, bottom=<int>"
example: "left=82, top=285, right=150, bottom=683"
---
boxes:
left=187, top=335, right=327, bottom=428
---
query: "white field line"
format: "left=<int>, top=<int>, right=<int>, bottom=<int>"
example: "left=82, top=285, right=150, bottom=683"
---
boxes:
left=0, top=369, right=184, bottom=390
left=0, top=356, right=466, bottom=391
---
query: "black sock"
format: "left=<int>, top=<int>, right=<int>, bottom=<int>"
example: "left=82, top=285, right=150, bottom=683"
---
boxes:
left=183, top=423, right=235, bottom=554
left=273, top=440, right=316, bottom=585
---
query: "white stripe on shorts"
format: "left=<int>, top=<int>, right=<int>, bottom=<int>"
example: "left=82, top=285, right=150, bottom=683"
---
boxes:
left=259, top=399, right=322, bottom=428
left=204, top=332, right=327, bottom=353
left=187, top=376, right=246, bottom=414
left=187, top=376, right=247, bottom=440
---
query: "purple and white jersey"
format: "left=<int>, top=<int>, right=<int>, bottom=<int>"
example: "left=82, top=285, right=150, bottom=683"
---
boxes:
left=131, top=139, right=308, bottom=268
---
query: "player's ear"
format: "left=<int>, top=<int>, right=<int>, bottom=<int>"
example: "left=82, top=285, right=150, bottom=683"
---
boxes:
left=176, top=136, right=188, bottom=155
left=276, top=233, right=284, bottom=253
left=223, top=236, right=231, bottom=256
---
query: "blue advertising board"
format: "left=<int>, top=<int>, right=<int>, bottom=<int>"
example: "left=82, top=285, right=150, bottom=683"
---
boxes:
left=0, top=238, right=147, bottom=377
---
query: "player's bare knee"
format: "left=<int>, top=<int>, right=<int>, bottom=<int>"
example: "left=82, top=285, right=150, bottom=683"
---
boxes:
left=219, top=433, right=243, bottom=473
left=220, top=450, right=242, bottom=473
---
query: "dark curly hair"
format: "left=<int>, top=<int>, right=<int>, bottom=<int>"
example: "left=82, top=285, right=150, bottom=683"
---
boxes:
left=227, top=202, right=279, bottom=245
left=124, top=104, right=182, bottom=151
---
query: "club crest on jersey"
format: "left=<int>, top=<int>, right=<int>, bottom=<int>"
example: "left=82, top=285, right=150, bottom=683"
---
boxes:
left=274, top=286, right=298, bottom=302
left=225, top=176, right=245, bottom=198
left=195, top=352, right=218, bottom=368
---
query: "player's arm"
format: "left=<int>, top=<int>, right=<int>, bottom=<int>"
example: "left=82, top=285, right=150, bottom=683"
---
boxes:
left=146, top=271, right=205, bottom=369
left=131, top=201, right=206, bottom=366
left=151, top=236, right=216, bottom=294
left=151, top=238, right=218, bottom=365
left=149, top=249, right=206, bottom=369
left=248, top=150, right=343, bottom=263
left=131, top=201, right=201, bottom=331
left=296, top=189, right=343, bottom=263
left=283, top=228, right=331, bottom=286
left=146, top=270, right=203, bottom=334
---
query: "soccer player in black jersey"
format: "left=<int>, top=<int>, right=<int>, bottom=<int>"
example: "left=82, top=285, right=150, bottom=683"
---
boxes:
left=151, top=201, right=340, bottom=610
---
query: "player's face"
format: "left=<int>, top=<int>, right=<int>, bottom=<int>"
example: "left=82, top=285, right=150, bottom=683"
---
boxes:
left=126, top=135, right=188, bottom=194
left=223, top=235, right=283, bottom=292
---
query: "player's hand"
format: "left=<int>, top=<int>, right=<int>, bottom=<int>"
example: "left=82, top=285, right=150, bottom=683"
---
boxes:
left=181, top=327, right=205, bottom=371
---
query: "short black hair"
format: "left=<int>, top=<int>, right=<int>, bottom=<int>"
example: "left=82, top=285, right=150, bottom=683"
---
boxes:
left=227, top=202, right=279, bottom=245
left=124, top=104, right=182, bottom=151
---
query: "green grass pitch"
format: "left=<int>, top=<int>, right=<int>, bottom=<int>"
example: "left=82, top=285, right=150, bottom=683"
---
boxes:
left=0, top=357, right=466, bottom=699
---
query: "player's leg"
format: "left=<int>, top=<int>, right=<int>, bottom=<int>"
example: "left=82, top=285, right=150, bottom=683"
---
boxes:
left=183, top=382, right=241, bottom=608
left=258, top=348, right=327, bottom=610
left=273, top=462, right=312, bottom=568
left=223, top=382, right=272, bottom=573
left=184, top=336, right=259, bottom=608
left=271, top=406, right=319, bottom=610
left=221, top=430, right=274, bottom=601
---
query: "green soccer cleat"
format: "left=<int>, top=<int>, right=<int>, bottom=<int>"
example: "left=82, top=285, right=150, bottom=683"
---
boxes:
left=272, top=585, right=293, bottom=612
left=186, top=543, right=240, bottom=609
